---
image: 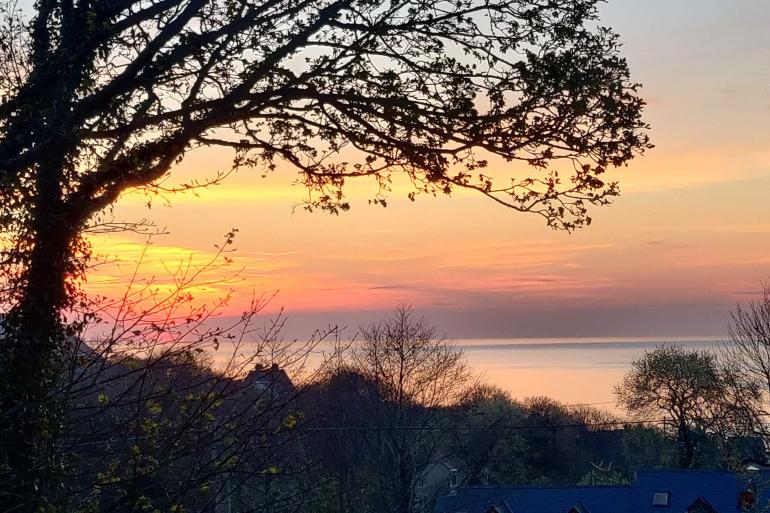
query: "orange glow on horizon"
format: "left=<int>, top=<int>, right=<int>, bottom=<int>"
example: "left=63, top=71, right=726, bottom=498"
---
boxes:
left=81, top=0, right=770, bottom=350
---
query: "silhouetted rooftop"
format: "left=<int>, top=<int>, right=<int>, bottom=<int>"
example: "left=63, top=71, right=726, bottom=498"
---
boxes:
left=434, top=470, right=769, bottom=513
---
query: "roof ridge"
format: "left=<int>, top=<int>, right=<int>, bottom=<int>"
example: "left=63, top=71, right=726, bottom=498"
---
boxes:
left=636, top=469, right=747, bottom=474
left=458, top=484, right=633, bottom=491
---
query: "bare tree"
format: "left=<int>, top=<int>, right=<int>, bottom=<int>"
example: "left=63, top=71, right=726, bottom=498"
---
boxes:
left=1, top=235, right=341, bottom=512
left=723, top=282, right=770, bottom=414
left=351, top=306, right=475, bottom=513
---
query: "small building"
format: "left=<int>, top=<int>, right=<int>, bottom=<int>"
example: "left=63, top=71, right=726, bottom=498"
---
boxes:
left=415, top=455, right=467, bottom=512
left=242, top=363, right=295, bottom=396
left=433, top=470, right=767, bottom=513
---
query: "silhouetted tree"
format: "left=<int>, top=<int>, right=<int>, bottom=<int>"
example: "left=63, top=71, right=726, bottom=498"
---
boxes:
left=615, top=346, right=759, bottom=469
left=576, top=468, right=627, bottom=486
left=0, top=0, right=650, bottom=505
left=447, top=385, right=528, bottom=486
left=299, top=367, right=385, bottom=513
left=515, top=397, right=595, bottom=484
left=0, top=235, right=339, bottom=512
left=723, top=281, right=770, bottom=417
left=352, top=306, right=475, bottom=513
left=619, top=425, right=677, bottom=472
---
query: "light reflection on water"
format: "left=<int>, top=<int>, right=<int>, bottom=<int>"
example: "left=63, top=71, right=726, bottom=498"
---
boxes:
left=212, top=336, right=724, bottom=411
left=457, top=336, right=722, bottom=409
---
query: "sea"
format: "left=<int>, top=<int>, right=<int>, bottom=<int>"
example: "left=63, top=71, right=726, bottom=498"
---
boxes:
left=454, top=336, right=723, bottom=410
left=216, top=335, right=725, bottom=413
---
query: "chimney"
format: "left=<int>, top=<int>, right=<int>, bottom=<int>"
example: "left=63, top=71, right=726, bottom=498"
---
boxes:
left=740, top=484, right=757, bottom=511
left=449, top=468, right=458, bottom=496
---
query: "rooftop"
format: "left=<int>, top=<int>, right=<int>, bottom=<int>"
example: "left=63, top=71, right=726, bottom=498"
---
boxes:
left=434, top=470, right=768, bottom=513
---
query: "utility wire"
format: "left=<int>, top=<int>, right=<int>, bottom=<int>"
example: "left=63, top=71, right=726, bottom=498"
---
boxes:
left=59, top=412, right=769, bottom=448
left=562, top=400, right=617, bottom=408
left=296, top=414, right=764, bottom=432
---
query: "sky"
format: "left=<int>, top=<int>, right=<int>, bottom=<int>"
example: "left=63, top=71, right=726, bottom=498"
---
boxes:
left=85, top=0, right=770, bottom=340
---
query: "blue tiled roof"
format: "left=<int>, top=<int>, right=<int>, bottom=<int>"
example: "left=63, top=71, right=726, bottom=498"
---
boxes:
left=512, top=486, right=632, bottom=513
left=631, top=470, right=761, bottom=513
left=435, top=484, right=631, bottom=513
left=434, top=471, right=769, bottom=513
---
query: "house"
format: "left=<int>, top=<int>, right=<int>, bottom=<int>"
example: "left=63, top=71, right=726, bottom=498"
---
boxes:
left=242, top=363, right=295, bottom=396
left=415, top=454, right=467, bottom=512
left=433, top=470, right=768, bottom=513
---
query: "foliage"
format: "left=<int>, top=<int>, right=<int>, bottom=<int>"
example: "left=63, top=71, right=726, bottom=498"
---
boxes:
left=1, top=236, right=340, bottom=512
left=298, top=369, right=761, bottom=513
left=576, top=469, right=628, bottom=486
left=298, top=367, right=387, bottom=513
left=446, top=386, right=528, bottom=486
left=619, top=425, right=677, bottom=472
left=615, top=346, right=761, bottom=469
left=0, top=0, right=651, bottom=251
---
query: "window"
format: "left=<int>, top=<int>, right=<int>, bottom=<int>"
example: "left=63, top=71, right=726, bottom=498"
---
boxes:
left=687, top=498, right=718, bottom=513
left=568, top=503, right=591, bottom=513
left=652, top=492, right=670, bottom=507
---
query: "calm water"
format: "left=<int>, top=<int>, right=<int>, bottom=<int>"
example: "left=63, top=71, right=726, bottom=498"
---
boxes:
left=217, top=336, right=724, bottom=412
left=456, top=337, right=723, bottom=409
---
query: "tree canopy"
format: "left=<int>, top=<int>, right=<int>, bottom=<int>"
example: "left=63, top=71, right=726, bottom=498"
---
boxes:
left=0, top=0, right=650, bottom=315
left=615, top=346, right=760, bottom=469
left=0, top=0, right=650, bottom=507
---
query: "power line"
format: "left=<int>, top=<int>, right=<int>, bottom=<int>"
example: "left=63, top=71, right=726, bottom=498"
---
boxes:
left=298, top=417, right=702, bottom=432
left=297, top=409, right=770, bottom=433
left=60, top=412, right=769, bottom=448
left=562, top=400, right=617, bottom=408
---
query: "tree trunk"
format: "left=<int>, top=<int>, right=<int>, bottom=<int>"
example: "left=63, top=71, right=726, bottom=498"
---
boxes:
left=0, top=157, right=72, bottom=512
left=396, top=445, right=413, bottom=513
left=677, top=421, right=694, bottom=469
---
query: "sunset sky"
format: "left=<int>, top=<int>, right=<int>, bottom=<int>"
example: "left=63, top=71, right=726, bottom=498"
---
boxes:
left=86, top=0, right=770, bottom=340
